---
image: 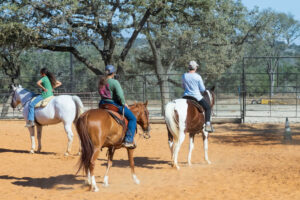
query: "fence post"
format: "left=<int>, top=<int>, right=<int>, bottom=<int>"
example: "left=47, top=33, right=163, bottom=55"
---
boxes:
left=296, top=74, right=298, bottom=118
left=143, top=74, right=146, bottom=102
left=242, top=57, right=246, bottom=123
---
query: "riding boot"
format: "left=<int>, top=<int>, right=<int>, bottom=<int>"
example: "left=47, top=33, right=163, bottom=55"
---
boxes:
left=25, top=120, right=35, bottom=127
left=122, top=140, right=136, bottom=149
left=205, top=122, right=213, bottom=133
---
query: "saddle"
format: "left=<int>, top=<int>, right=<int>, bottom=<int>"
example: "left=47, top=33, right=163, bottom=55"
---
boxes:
left=182, top=96, right=204, bottom=113
left=33, top=96, right=54, bottom=108
left=99, top=104, right=128, bottom=131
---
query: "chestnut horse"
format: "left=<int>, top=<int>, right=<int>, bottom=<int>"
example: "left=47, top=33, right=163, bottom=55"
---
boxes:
left=165, top=87, right=215, bottom=170
left=76, top=101, right=150, bottom=192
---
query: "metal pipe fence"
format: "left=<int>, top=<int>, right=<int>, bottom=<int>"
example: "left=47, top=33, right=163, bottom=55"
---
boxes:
left=1, top=59, right=300, bottom=123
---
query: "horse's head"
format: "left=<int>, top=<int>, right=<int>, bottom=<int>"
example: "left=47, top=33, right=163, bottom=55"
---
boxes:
left=203, top=86, right=215, bottom=108
left=10, top=84, right=23, bottom=108
left=129, top=100, right=151, bottom=136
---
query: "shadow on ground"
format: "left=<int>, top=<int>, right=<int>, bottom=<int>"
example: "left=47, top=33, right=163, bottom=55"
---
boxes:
left=0, top=174, right=82, bottom=190
left=0, top=148, right=56, bottom=155
left=98, top=156, right=170, bottom=169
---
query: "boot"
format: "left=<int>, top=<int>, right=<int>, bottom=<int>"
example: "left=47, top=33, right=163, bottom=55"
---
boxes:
left=25, top=120, right=35, bottom=127
left=122, top=141, right=136, bottom=149
left=205, top=122, right=213, bottom=133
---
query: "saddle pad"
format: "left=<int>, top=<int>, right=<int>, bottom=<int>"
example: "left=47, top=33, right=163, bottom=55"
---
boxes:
left=33, top=96, right=54, bottom=108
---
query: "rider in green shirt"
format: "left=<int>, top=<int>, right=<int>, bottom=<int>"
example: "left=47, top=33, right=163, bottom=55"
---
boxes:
left=25, top=68, right=62, bottom=127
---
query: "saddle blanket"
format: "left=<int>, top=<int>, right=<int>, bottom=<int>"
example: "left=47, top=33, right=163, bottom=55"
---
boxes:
left=32, top=96, right=54, bottom=108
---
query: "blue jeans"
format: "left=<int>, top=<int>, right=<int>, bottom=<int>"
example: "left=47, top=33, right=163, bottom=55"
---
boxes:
left=99, top=100, right=137, bottom=143
left=28, top=95, right=44, bottom=121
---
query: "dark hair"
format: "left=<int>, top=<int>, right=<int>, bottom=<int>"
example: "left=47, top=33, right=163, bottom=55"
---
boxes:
left=98, top=75, right=108, bottom=89
left=40, top=68, right=57, bottom=88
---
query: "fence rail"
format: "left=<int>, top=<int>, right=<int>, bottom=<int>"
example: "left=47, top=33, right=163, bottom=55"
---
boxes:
left=1, top=58, right=300, bottom=123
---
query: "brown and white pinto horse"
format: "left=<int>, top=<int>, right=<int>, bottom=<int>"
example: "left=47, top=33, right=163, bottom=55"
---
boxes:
left=165, top=87, right=215, bottom=170
left=76, top=101, right=150, bottom=192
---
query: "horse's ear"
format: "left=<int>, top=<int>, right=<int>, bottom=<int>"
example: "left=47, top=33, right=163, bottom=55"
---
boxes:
left=11, top=84, right=16, bottom=91
left=210, top=86, right=215, bottom=92
left=144, top=100, right=148, bottom=107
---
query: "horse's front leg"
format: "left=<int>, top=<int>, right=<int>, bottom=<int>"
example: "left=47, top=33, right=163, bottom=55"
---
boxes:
left=202, top=129, right=211, bottom=164
left=127, top=148, right=140, bottom=184
left=27, top=126, right=35, bottom=154
left=63, top=122, right=74, bottom=156
left=103, top=148, right=115, bottom=187
left=36, top=125, right=43, bottom=153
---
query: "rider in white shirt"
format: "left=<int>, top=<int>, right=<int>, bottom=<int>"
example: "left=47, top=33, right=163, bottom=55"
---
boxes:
left=182, top=60, right=213, bottom=132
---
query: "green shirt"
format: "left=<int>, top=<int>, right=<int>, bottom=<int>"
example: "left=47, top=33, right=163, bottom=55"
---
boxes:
left=106, top=78, right=126, bottom=105
left=40, top=76, right=53, bottom=99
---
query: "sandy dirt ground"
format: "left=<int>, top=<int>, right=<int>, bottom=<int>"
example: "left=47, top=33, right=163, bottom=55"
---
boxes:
left=1, top=121, right=300, bottom=200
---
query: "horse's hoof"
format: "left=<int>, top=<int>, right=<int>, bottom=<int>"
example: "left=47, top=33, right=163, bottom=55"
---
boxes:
left=76, top=152, right=81, bottom=156
left=29, top=150, right=35, bottom=154
left=92, top=186, right=99, bottom=192
left=188, top=163, right=192, bottom=167
left=64, top=152, right=69, bottom=156
left=85, top=180, right=91, bottom=186
left=102, top=183, right=109, bottom=187
left=132, top=174, right=140, bottom=185
left=206, top=160, right=211, bottom=164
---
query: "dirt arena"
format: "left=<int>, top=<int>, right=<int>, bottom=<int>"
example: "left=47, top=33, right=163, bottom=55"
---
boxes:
left=1, top=121, right=300, bottom=200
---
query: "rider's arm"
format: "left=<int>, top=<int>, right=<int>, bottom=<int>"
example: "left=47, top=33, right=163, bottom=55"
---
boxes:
left=114, top=80, right=126, bottom=106
left=37, top=79, right=47, bottom=92
left=197, top=75, right=206, bottom=93
left=54, top=80, right=62, bottom=88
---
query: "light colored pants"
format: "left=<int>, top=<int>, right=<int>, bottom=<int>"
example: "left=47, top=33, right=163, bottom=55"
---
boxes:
left=28, top=95, right=43, bottom=121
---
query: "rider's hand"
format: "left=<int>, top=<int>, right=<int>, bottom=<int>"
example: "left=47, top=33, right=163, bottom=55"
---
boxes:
left=43, top=88, right=48, bottom=92
left=125, top=104, right=129, bottom=108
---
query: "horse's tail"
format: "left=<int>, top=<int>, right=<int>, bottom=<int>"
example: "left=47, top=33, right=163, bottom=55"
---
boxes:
left=165, top=101, right=179, bottom=142
left=72, top=95, right=84, bottom=122
left=75, top=112, right=94, bottom=175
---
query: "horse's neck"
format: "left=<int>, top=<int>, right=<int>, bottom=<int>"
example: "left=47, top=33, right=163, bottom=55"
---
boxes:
left=19, top=89, right=35, bottom=105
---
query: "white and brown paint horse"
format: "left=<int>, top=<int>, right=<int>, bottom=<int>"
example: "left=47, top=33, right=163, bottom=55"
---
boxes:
left=165, top=86, right=215, bottom=170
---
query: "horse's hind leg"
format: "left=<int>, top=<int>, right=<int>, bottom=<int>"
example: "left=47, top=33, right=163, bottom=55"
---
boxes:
left=188, top=134, right=195, bottom=166
left=173, top=131, right=185, bottom=170
left=36, top=125, right=43, bottom=153
left=27, top=127, right=35, bottom=154
left=103, top=147, right=115, bottom=187
left=127, top=148, right=140, bottom=184
left=89, top=147, right=101, bottom=192
left=167, top=127, right=174, bottom=160
left=63, top=122, right=74, bottom=156
left=202, top=130, right=211, bottom=164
